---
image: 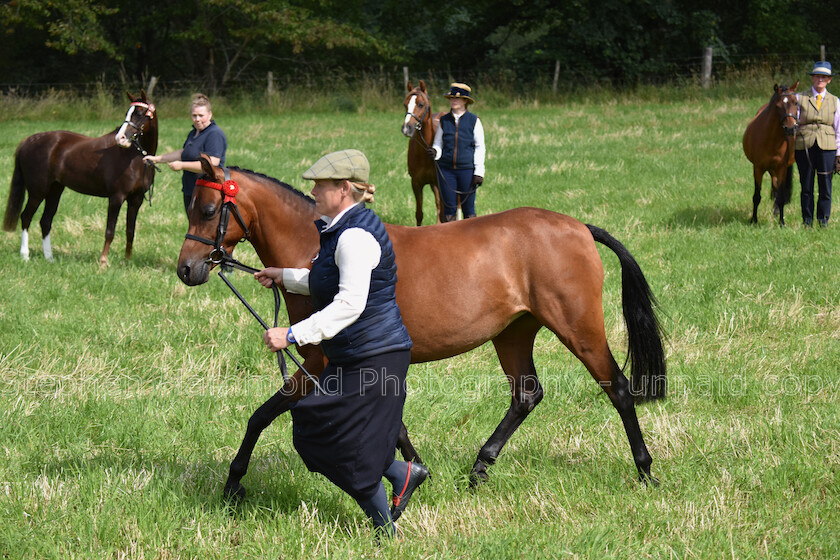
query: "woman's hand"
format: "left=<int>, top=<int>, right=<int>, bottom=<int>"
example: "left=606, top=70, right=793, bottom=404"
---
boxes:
left=264, top=327, right=291, bottom=351
left=254, top=267, right=283, bottom=288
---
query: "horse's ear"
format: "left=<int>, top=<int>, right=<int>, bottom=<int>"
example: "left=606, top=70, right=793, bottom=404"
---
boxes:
left=126, top=91, right=136, bottom=102
left=773, top=84, right=780, bottom=93
left=140, top=89, right=148, bottom=101
left=419, top=80, right=426, bottom=92
left=406, top=80, right=412, bottom=92
left=199, top=154, right=218, bottom=180
left=792, top=79, right=799, bottom=91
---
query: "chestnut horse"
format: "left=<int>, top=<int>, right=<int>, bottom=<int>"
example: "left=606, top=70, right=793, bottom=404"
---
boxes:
left=402, top=80, right=445, bottom=225
left=3, top=91, right=158, bottom=264
left=177, top=158, right=667, bottom=501
left=743, top=81, right=799, bottom=226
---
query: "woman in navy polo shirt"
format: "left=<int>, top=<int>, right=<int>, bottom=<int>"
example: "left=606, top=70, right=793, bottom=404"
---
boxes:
left=144, top=93, right=227, bottom=213
left=429, top=82, right=487, bottom=221
left=254, top=150, right=428, bottom=538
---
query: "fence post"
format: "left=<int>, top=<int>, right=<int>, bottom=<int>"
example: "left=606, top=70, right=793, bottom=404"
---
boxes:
left=821, top=45, right=826, bottom=61
left=146, top=76, right=158, bottom=97
left=553, top=60, right=560, bottom=94
left=702, top=46, right=713, bottom=89
left=267, top=71, right=274, bottom=96
left=403, top=66, right=409, bottom=89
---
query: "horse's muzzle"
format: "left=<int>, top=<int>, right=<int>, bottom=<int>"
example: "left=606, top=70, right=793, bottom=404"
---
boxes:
left=401, top=123, right=415, bottom=137
left=177, top=256, right=212, bottom=286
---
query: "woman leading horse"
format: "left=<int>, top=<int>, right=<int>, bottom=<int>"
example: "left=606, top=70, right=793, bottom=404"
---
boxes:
left=177, top=156, right=667, bottom=517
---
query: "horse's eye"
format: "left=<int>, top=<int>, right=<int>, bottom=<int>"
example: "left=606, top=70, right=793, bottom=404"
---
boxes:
left=418, top=102, right=424, bottom=108
left=202, top=204, right=218, bottom=220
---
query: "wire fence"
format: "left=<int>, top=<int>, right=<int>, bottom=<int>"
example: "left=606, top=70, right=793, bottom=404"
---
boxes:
left=0, top=51, right=826, bottom=101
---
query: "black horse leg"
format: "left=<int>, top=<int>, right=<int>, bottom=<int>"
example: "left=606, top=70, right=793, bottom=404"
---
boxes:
left=100, top=197, right=123, bottom=265
left=124, top=193, right=144, bottom=259
left=224, top=388, right=297, bottom=502
left=471, top=321, right=544, bottom=486
left=607, top=367, right=657, bottom=484
left=751, top=169, right=762, bottom=224
left=396, top=421, right=423, bottom=463
left=38, top=187, right=64, bottom=261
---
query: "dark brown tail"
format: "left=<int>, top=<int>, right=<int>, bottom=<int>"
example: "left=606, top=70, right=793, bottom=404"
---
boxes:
left=587, top=224, right=667, bottom=400
left=3, top=149, right=26, bottom=231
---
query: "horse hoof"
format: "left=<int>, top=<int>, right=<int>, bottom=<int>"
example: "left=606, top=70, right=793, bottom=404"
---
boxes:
left=468, top=469, right=489, bottom=489
left=639, top=472, right=660, bottom=487
left=223, top=480, right=246, bottom=503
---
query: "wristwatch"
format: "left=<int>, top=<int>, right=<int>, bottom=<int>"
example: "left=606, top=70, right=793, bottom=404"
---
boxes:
left=286, top=329, right=296, bottom=344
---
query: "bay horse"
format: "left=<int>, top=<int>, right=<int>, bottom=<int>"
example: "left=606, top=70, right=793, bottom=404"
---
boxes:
left=402, top=80, right=445, bottom=225
left=177, top=158, right=667, bottom=501
left=3, top=91, right=158, bottom=265
left=742, top=81, right=799, bottom=226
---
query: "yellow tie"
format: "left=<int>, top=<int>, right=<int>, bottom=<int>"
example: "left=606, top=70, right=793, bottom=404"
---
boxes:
left=816, top=94, right=823, bottom=110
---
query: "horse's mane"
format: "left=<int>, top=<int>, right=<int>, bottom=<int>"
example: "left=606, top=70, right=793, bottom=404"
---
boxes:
left=228, top=166, right=314, bottom=204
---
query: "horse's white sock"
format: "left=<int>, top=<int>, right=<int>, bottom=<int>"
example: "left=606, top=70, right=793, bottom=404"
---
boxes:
left=43, top=233, right=54, bottom=262
left=20, top=229, right=30, bottom=261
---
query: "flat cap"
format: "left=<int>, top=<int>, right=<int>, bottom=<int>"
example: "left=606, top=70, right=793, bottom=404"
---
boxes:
left=302, top=149, right=370, bottom=183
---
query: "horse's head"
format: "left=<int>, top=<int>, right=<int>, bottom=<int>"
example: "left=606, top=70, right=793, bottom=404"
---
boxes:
left=177, top=156, right=252, bottom=286
left=115, top=91, right=158, bottom=152
left=773, top=80, right=800, bottom=137
left=402, top=80, right=431, bottom=137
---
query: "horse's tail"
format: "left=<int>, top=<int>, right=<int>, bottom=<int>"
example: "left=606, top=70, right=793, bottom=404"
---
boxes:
left=781, top=164, right=794, bottom=205
left=3, top=148, right=26, bottom=231
left=587, top=224, right=667, bottom=401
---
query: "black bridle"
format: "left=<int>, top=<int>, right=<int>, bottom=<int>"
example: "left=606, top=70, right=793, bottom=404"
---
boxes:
left=776, top=94, right=799, bottom=137
left=186, top=169, right=323, bottom=391
left=122, top=101, right=160, bottom=204
left=123, top=101, right=157, bottom=156
left=405, top=90, right=431, bottom=131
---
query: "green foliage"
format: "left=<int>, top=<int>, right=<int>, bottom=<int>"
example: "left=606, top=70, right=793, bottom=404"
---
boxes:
left=1, top=1, right=837, bottom=91
left=1, top=81, right=840, bottom=557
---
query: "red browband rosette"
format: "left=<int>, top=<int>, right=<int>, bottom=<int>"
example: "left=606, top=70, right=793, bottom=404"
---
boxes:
left=196, top=178, right=240, bottom=204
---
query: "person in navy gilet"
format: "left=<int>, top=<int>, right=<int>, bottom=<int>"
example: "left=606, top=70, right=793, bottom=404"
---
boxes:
left=143, top=93, right=227, bottom=214
left=254, top=150, right=427, bottom=539
left=429, top=82, right=487, bottom=221
left=794, top=61, right=840, bottom=227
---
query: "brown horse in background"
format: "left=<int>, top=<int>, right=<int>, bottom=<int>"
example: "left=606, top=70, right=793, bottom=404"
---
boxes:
left=177, top=158, right=667, bottom=502
left=3, top=91, right=158, bottom=264
left=743, top=81, right=799, bottom=226
left=402, top=80, right=445, bottom=225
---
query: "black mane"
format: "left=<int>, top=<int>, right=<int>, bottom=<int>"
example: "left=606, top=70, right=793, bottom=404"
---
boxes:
left=228, top=166, right=314, bottom=204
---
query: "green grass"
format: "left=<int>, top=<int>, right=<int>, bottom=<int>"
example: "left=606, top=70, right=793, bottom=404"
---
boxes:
left=1, top=84, right=839, bottom=559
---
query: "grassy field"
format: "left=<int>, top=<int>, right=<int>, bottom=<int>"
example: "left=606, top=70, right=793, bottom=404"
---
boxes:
left=1, top=83, right=839, bottom=559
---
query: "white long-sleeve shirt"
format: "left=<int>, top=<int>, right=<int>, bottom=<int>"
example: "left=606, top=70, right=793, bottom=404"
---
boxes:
left=431, top=111, right=486, bottom=177
left=282, top=203, right=382, bottom=346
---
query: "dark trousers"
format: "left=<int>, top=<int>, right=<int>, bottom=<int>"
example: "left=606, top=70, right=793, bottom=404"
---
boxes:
left=795, top=146, right=836, bottom=225
left=437, top=167, right=477, bottom=218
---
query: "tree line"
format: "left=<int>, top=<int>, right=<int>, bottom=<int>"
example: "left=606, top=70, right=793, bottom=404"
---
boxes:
left=1, top=0, right=837, bottom=94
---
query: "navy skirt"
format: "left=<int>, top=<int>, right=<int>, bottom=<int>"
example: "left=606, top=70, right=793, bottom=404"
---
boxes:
left=290, top=349, right=410, bottom=501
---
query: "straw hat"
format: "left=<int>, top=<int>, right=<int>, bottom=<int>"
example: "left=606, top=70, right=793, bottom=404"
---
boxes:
left=444, top=82, right=475, bottom=104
